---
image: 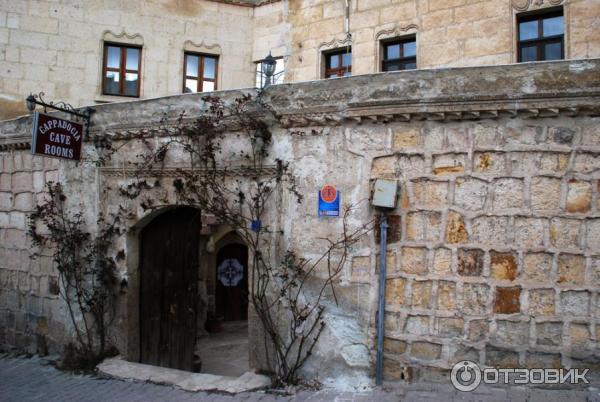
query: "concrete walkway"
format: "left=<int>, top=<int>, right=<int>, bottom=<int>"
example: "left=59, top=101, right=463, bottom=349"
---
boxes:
left=2, top=354, right=600, bottom=401
left=97, top=357, right=270, bottom=394
left=196, top=320, right=249, bottom=377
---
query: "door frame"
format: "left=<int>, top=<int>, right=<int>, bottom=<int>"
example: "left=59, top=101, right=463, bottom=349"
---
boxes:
left=123, top=206, right=201, bottom=365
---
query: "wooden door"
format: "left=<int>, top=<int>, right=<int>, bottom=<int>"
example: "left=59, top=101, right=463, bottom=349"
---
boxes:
left=140, top=207, right=200, bottom=371
left=216, top=243, right=248, bottom=321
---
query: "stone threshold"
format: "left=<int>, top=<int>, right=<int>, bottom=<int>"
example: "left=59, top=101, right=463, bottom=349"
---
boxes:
left=97, top=357, right=271, bottom=394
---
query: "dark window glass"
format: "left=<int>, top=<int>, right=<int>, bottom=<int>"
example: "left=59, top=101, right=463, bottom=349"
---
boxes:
left=404, top=41, right=416, bottom=57
left=386, top=44, right=400, bottom=59
left=519, top=20, right=538, bottom=40
left=102, top=43, right=141, bottom=97
left=543, top=15, right=563, bottom=37
left=404, top=61, right=417, bottom=70
left=517, top=8, right=564, bottom=62
left=183, top=52, right=218, bottom=93
left=545, top=41, right=562, bottom=60
left=324, top=48, right=351, bottom=78
left=342, top=52, right=351, bottom=67
left=520, top=45, right=537, bottom=62
left=381, top=36, right=417, bottom=72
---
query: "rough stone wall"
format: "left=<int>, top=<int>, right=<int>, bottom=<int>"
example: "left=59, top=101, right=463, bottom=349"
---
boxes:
left=0, top=60, right=599, bottom=388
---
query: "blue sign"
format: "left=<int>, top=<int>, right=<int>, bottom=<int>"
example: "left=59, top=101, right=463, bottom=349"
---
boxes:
left=318, top=184, right=340, bottom=217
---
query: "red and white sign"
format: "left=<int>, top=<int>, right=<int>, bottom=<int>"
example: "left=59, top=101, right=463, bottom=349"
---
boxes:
left=31, top=112, right=83, bottom=161
left=320, top=184, right=337, bottom=203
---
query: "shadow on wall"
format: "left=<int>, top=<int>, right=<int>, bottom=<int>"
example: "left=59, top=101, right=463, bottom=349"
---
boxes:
left=0, top=98, right=27, bottom=121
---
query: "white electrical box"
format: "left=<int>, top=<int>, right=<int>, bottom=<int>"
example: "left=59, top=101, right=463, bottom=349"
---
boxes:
left=371, top=179, right=398, bottom=209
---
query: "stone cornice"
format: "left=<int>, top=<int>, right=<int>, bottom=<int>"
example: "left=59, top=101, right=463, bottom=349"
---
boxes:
left=100, top=165, right=279, bottom=178
left=1, top=59, right=599, bottom=149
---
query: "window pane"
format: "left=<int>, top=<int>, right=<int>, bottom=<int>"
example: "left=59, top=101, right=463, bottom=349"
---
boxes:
left=186, top=55, right=199, bottom=77
left=383, top=61, right=399, bottom=72
left=519, top=20, right=538, bottom=40
left=328, top=55, right=339, bottom=69
left=124, top=73, right=138, bottom=96
left=185, top=79, right=197, bottom=93
left=342, top=52, right=351, bottom=67
left=342, top=71, right=351, bottom=77
left=403, top=61, right=416, bottom=70
left=104, top=71, right=120, bottom=94
left=274, top=59, right=284, bottom=84
left=203, top=57, right=216, bottom=79
left=543, top=15, right=563, bottom=37
left=385, top=44, right=400, bottom=60
left=255, top=63, right=262, bottom=88
left=126, top=48, right=139, bottom=70
left=403, top=41, right=416, bottom=57
left=545, top=42, right=562, bottom=60
left=202, top=81, right=215, bottom=92
left=106, top=46, right=120, bottom=69
left=520, top=44, right=538, bottom=62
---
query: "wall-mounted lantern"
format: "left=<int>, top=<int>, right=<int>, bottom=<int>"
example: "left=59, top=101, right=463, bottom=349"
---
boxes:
left=261, top=52, right=277, bottom=88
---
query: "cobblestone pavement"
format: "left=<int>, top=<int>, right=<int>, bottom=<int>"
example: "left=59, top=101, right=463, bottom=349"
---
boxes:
left=2, top=355, right=600, bottom=402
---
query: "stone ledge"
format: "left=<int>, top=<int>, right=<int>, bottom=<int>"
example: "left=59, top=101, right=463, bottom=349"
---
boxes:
left=1, top=59, right=599, bottom=147
left=97, top=357, right=271, bottom=394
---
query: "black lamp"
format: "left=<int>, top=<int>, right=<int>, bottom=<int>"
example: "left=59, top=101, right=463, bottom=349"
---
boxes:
left=261, top=52, right=277, bottom=88
left=26, top=94, right=36, bottom=113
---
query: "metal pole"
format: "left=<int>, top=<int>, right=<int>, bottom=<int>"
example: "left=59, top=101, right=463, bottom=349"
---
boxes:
left=375, top=212, right=388, bottom=386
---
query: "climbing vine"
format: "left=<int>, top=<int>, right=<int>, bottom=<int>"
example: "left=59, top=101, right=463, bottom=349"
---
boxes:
left=29, top=182, right=122, bottom=369
left=117, top=93, right=374, bottom=385
left=30, top=93, right=373, bottom=383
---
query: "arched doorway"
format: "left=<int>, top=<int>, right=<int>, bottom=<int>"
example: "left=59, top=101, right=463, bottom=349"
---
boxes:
left=215, top=243, right=249, bottom=321
left=139, top=207, right=200, bottom=371
left=196, top=232, right=250, bottom=377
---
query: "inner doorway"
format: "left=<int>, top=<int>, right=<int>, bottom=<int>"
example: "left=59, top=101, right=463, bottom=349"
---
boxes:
left=139, top=207, right=200, bottom=371
left=196, top=235, right=249, bottom=377
left=215, top=243, right=249, bottom=321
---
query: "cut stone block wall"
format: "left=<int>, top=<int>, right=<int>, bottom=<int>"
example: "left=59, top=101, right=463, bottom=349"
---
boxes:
left=365, top=119, right=600, bottom=379
left=3, top=0, right=600, bottom=121
left=0, top=152, right=67, bottom=354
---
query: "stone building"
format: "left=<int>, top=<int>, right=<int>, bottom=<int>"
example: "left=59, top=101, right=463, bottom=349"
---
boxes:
left=1, top=0, right=599, bottom=120
left=1, top=0, right=600, bottom=391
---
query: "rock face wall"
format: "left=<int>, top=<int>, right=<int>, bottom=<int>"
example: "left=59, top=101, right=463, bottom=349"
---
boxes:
left=0, top=59, right=599, bottom=388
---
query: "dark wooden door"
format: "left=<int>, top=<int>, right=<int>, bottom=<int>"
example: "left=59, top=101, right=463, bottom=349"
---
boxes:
left=140, top=207, right=200, bottom=371
left=216, top=243, right=248, bottom=321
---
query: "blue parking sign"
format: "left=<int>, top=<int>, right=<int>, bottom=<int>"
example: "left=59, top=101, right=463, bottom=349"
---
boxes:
left=318, top=184, right=340, bottom=217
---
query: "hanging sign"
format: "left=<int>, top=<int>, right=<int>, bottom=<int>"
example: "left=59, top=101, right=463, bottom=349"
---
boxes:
left=318, top=184, right=340, bottom=217
left=31, top=112, right=83, bottom=161
left=217, top=258, right=244, bottom=287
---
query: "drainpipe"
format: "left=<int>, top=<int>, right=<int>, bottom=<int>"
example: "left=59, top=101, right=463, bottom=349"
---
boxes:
left=375, top=212, right=388, bottom=386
